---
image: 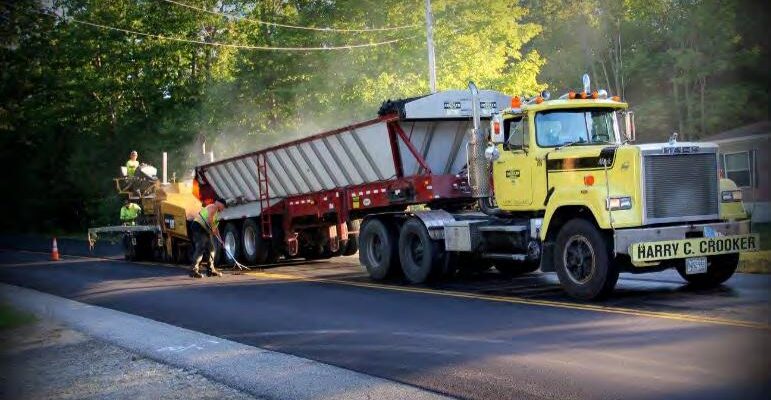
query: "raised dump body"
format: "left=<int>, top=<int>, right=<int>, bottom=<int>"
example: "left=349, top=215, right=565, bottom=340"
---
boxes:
left=194, top=90, right=511, bottom=264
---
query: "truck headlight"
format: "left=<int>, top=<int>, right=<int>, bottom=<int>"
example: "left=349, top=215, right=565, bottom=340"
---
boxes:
left=606, top=196, right=632, bottom=210
left=721, top=189, right=743, bottom=202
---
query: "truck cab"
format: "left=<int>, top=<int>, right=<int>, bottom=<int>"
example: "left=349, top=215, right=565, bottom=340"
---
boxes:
left=474, top=76, right=757, bottom=299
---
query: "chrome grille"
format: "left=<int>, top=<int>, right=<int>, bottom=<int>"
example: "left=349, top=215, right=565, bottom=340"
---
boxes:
left=644, top=153, right=719, bottom=222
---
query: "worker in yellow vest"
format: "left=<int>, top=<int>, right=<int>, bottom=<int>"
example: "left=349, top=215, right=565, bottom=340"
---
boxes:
left=119, top=200, right=142, bottom=225
left=126, top=150, right=140, bottom=177
left=190, top=198, right=226, bottom=278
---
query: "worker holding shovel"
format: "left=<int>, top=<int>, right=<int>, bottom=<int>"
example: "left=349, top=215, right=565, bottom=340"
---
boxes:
left=190, top=198, right=227, bottom=278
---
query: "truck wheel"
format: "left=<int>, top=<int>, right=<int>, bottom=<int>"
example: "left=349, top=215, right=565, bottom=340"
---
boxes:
left=342, top=220, right=360, bottom=256
left=554, top=219, right=618, bottom=300
left=242, top=219, right=269, bottom=264
left=398, top=218, right=444, bottom=284
left=495, top=260, right=539, bottom=277
left=359, top=218, right=400, bottom=280
left=222, top=223, right=242, bottom=264
left=676, top=253, right=739, bottom=288
left=213, top=235, right=224, bottom=266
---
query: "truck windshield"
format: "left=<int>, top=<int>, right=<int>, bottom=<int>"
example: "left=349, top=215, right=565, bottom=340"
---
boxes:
left=535, top=109, right=620, bottom=147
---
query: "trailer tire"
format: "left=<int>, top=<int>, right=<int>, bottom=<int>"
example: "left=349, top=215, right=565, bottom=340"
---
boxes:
left=359, top=218, right=400, bottom=280
left=222, top=223, right=242, bottom=264
left=342, top=220, right=360, bottom=256
left=242, top=219, right=270, bottom=265
left=554, top=218, right=618, bottom=300
left=675, top=253, right=739, bottom=288
left=398, top=218, right=445, bottom=284
left=213, top=236, right=224, bottom=266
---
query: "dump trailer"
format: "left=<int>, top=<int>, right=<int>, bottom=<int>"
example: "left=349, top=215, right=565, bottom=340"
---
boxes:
left=194, top=77, right=758, bottom=299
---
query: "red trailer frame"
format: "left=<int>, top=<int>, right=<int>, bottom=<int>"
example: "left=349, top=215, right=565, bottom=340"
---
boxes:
left=195, top=113, right=474, bottom=257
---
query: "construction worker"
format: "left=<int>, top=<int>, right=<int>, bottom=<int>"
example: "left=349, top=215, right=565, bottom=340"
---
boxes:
left=120, top=200, right=142, bottom=225
left=126, top=150, right=140, bottom=177
left=190, top=198, right=226, bottom=278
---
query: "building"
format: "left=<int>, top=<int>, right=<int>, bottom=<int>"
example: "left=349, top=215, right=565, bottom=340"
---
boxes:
left=702, top=121, right=770, bottom=223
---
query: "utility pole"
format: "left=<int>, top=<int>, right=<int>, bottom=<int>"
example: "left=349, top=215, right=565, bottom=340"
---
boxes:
left=425, top=0, right=437, bottom=93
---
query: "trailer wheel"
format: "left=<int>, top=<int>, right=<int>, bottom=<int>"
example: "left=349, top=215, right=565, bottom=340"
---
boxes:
left=222, top=223, right=242, bottom=264
left=675, top=253, right=739, bottom=288
left=359, top=218, right=400, bottom=280
left=342, top=220, right=360, bottom=256
left=242, top=219, right=270, bottom=265
left=213, top=235, right=224, bottom=266
left=554, top=218, right=618, bottom=300
left=398, top=218, right=445, bottom=284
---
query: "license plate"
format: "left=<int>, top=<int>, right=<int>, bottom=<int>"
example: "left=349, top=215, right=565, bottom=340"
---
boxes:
left=629, top=233, right=759, bottom=263
left=685, top=257, right=708, bottom=274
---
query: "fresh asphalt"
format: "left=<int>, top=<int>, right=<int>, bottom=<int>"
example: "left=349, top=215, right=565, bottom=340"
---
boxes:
left=0, top=238, right=768, bottom=400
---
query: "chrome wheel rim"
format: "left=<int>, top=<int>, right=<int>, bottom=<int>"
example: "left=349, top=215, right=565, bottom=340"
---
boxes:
left=244, top=226, right=256, bottom=256
left=563, top=235, right=595, bottom=284
left=225, top=232, right=236, bottom=261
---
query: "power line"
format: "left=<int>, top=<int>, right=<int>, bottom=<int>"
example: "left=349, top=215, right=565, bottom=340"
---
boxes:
left=66, top=17, right=418, bottom=51
left=159, top=0, right=421, bottom=33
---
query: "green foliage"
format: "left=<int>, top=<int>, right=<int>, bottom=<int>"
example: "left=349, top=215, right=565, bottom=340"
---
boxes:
left=526, top=0, right=769, bottom=141
left=1, top=0, right=544, bottom=232
left=0, top=303, right=36, bottom=330
left=1, top=0, right=767, bottom=233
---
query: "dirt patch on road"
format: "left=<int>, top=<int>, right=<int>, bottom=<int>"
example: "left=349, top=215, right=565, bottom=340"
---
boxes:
left=0, top=319, right=260, bottom=400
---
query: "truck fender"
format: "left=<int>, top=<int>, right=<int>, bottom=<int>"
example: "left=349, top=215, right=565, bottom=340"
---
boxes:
left=410, top=210, right=456, bottom=240
left=540, top=188, right=608, bottom=241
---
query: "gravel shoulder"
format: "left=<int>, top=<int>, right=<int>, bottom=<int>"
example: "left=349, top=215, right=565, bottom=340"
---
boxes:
left=0, top=318, right=259, bottom=400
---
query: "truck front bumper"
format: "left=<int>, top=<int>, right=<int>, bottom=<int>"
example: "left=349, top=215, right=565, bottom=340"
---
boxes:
left=613, top=219, right=752, bottom=257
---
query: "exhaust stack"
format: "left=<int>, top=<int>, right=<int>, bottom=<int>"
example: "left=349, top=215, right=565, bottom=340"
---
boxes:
left=162, top=152, right=168, bottom=184
left=466, top=82, right=489, bottom=199
left=466, top=82, right=502, bottom=216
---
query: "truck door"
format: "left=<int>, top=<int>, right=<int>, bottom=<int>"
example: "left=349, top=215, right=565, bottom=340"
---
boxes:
left=493, top=117, right=533, bottom=207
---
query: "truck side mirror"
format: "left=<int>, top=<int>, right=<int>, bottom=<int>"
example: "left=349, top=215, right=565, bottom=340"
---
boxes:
left=624, top=111, right=636, bottom=142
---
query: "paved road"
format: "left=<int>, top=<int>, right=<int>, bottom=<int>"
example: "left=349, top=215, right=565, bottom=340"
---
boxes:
left=0, top=244, right=769, bottom=400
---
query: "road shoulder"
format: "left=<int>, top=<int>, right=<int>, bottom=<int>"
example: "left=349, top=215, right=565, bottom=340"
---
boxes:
left=0, top=283, right=452, bottom=400
left=0, top=317, right=258, bottom=399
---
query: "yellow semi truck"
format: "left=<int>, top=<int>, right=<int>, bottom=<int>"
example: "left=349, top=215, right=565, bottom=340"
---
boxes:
left=348, top=76, right=758, bottom=299
left=469, top=76, right=758, bottom=298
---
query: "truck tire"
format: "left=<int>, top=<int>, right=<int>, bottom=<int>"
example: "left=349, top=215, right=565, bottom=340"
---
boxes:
left=242, top=219, right=270, bottom=264
left=554, top=218, right=618, bottom=300
left=213, top=234, right=224, bottom=266
left=398, top=218, right=445, bottom=284
left=222, top=223, right=242, bottom=264
left=675, top=253, right=739, bottom=288
left=342, top=220, right=360, bottom=256
left=359, top=218, right=400, bottom=280
left=495, top=260, right=539, bottom=277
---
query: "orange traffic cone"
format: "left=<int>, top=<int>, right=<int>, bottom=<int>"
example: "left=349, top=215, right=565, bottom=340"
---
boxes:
left=51, top=237, right=60, bottom=261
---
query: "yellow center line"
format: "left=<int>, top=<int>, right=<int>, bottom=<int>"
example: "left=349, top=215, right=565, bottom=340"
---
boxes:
left=247, top=271, right=771, bottom=331
left=4, top=249, right=768, bottom=331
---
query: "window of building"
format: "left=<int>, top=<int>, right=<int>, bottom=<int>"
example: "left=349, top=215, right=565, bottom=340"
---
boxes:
left=721, top=151, right=755, bottom=188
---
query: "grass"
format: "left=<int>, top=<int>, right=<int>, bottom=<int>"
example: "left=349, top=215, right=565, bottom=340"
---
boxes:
left=752, top=223, right=771, bottom=251
left=737, top=223, right=771, bottom=274
left=0, top=303, right=36, bottom=330
left=739, top=250, right=771, bottom=274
